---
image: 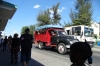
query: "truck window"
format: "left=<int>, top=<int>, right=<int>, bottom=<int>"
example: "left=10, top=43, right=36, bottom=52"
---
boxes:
left=84, top=27, right=94, bottom=37
left=72, top=27, right=81, bottom=36
left=39, top=29, right=46, bottom=34
left=50, top=30, right=56, bottom=36
left=66, top=30, right=71, bottom=35
left=58, top=31, right=67, bottom=36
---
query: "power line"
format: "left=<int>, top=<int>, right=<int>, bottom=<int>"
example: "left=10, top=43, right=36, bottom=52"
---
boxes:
left=17, top=0, right=26, bottom=10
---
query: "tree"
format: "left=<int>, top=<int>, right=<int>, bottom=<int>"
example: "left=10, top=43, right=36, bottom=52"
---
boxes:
left=94, top=34, right=97, bottom=39
left=63, top=21, right=73, bottom=27
left=37, top=2, right=61, bottom=26
left=51, top=2, right=61, bottom=25
left=70, top=0, right=93, bottom=26
left=37, top=9, right=51, bottom=26
left=29, top=25, right=35, bottom=36
left=20, top=26, right=29, bottom=34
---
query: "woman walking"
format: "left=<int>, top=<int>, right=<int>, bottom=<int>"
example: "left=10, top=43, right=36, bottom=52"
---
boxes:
left=10, top=33, right=20, bottom=64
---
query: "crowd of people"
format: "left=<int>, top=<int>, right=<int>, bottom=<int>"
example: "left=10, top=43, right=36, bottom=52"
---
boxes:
left=0, top=28, right=93, bottom=66
left=0, top=28, right=33, bottom=66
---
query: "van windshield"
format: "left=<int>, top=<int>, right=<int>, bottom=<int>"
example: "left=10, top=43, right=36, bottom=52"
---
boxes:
left=84, top=27, right=94, bottom=37
left=58, top=31, right=67, bottom=36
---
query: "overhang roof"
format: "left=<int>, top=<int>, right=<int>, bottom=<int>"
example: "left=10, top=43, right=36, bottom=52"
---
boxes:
left=0, top=0, right=17, bottom=31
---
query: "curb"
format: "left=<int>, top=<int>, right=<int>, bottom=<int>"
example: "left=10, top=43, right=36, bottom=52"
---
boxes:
left=94, top=45, right=100, bottom=49
left=92, top=47, right=100, bottom=52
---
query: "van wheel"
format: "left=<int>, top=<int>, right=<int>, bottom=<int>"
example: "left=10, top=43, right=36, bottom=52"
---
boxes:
left=38, top=42, right=43, bottom=49
left=57, top=43, right=67, bottom=55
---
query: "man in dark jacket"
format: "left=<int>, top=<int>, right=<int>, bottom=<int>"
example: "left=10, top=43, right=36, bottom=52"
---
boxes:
left=20, top=28, right=33, bottom=66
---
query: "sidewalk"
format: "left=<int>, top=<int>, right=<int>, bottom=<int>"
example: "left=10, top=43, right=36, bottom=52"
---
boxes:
left=0, top=50, right=71, bottom=66
left=92, top=45, right=100, bottom=52
left=94, top=45, right=100, bottom=49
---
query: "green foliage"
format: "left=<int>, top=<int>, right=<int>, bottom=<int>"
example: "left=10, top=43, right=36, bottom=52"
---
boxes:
left=37, top=9, right=51, bottom=26
left=51, top=2, right=61, bottom=25
left=70, top=0, right=93, bottom=26
left=29, top=25, right=35, bottom=36
left=63, top=21, right=73, bottom=27
left=37, top=2, right=61, bottom=26
left=94, top=34, right=97, bottom=39
left=20, top=25, right=35, bottom=36
left=20, top=26, right=29, bottom=34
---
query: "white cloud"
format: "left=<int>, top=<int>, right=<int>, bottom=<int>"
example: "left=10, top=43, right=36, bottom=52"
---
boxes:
left=49, top=7, right=66, bottom=18
left=49, top=9, right=63, bottom=14
left=33, top=5, right=40, bottom=8
left=62, top=7, right=66, bottom=10
left=49, top=6, right=66, bottom=14
left=49, top=9, right=54, bottom=14
left=50, top=14, right=53, bottom=19
left=57, top=9, right=62, bottom=13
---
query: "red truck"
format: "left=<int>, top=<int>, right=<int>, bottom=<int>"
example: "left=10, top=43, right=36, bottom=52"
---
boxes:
left=34, top=25, right=79, bottom=54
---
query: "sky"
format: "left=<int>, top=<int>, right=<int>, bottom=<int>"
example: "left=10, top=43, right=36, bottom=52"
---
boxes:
left=2, top=0, right=100, bottom=37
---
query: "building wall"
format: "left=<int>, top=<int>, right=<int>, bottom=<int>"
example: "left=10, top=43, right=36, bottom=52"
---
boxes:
left=91, top=22, right=99, bottom=38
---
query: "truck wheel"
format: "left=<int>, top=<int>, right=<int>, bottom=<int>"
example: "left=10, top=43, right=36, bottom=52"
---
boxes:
left=38, top=42, right=43, bottom=49
left=57, top=43, right=67, bottom=55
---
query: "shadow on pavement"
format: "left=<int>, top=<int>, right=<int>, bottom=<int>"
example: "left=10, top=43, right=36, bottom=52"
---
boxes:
left=0, top=51, right=44, bottom=66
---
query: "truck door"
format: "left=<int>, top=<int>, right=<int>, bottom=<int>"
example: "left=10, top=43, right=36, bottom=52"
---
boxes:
left=50, top=30, right=58, bottom=44
left=51, top=36, right=58, bottom=44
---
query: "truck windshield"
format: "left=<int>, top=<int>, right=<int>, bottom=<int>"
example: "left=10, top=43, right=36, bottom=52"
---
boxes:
left=84, top=27, right=94, bottom=37
left=84, top=31, right=91, bottom=37
left=58, top=31, right=67, bottom=36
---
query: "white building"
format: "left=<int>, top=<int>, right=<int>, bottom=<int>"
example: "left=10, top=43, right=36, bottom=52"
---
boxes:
left=91, top=21, right=99, bottom=38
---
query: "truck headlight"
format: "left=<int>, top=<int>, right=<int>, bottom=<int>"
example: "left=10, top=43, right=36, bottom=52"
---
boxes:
left=70, top=41, right=73, bottom=44
left=66, top=45, right=70, bottom=48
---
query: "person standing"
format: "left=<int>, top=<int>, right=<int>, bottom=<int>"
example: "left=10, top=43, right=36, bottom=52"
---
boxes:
left=20, top=28, right=33, bottom=66
left=10, top=33, right=20, bottom=64
left=8, top=35, right=12, bottom=51
left=2, top=36, right=8, bottom=51
left=0, top=36, right=3, bottom=52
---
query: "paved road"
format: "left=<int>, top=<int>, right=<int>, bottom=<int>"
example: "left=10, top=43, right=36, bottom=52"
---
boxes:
left=0, top=45, right=100, bottom=66
left=32, top=44, right=100, bottom=66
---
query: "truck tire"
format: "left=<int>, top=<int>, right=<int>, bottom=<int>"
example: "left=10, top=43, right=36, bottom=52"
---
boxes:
left=57, top=43, right=67, bottom=55
left=38, top=42, right=43, bottom=49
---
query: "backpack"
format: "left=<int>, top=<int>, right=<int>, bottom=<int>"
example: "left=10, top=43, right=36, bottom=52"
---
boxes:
left=20, top=34, right=33, bottom=50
